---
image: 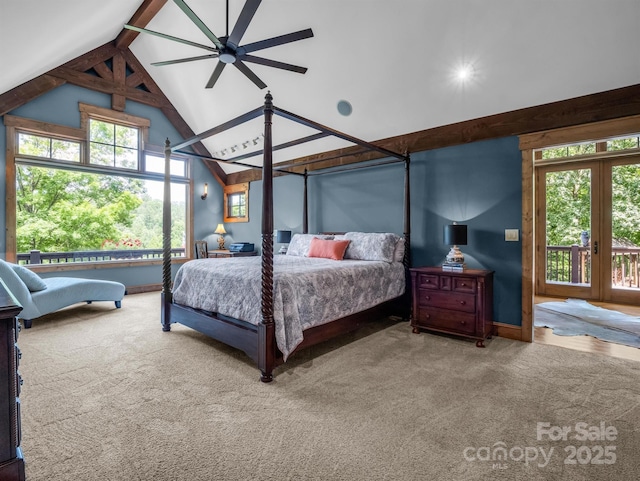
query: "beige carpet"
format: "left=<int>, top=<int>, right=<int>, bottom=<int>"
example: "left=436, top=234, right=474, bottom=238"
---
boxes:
left=18, top=292, right=640, bottom=480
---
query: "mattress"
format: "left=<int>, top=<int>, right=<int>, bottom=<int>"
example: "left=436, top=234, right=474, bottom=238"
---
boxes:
left=171, top=255, right=405, bottom=359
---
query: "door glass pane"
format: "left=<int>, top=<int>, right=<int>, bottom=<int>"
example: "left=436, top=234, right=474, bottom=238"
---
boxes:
left=545, top=169, right=591, bottom=286
left=611, top=163, right=640, bottom=290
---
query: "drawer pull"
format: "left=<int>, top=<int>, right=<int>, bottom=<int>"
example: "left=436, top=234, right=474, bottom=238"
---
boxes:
left=425, top=296, right=430, bottom=300
left=425, top=280, right=430, bottom=283
left=461, top=282, right=466, bottom=286
left=460, top=321, right=466, bottom=325
left=460, top=301, right=466, bottom=305
left=425, top=314, right=430, bottom=319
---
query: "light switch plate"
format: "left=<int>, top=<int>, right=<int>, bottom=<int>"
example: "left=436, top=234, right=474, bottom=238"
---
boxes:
left=505, top=229, right=519, bottom=241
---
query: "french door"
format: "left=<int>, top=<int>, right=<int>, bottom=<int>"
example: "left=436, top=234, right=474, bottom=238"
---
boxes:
left=536, top=156, right=640, bottom=304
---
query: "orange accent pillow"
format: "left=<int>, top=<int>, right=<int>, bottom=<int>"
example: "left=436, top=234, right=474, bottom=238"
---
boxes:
left=307, top=238, right=350, bottom=261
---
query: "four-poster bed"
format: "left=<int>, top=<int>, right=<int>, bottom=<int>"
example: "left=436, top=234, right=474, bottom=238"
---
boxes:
left=161, top=93, right=411, bottom=382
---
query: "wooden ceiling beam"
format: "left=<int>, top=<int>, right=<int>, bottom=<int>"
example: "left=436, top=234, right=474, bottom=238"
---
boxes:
left=47, top=65, right=167, bottom=109
left=115, top=0, right=169, bottom=50
left=0, top=74, right=66, bottom=117
left=59, top=43, right=120, bottom=72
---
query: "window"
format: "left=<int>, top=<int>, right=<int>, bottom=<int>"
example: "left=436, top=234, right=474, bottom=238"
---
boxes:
left=608, top=135, right=640, bottom=151
left=18, top=133, right=80, bottom=162
left=224, top=183, right=249, bottom=223
left=536, top=133, right=640, bottom=164
left=540, top=141, right=596, bottom=160
left=6, top=107, right=190, bottom=266
left=89, top=119, right=139, bottom=169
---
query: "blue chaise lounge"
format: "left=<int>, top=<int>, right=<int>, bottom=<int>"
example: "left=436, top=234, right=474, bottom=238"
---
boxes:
left=0, top=259, right=125, bottom=328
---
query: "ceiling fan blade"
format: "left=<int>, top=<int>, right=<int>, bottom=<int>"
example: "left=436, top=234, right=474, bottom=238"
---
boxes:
left=233, top=60, right=267, bottom=89
left=206, top=62, right=227, bottom=89
left=241, top=28, right=314, bottom=54
left=241, top=55, right=307, bottom=74
left=124, top=25, right=218, bottom=52
left=227, top=0, right=261, bottom=48
left=151, top=54, right=219, bottom=67
left=173, top=0, right=224, bottom=49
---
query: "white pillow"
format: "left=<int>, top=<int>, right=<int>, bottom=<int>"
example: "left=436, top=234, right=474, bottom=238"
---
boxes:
left=286, top=234, right=334, bottom=257
left=393, top=237, right=405, bottom=263
left=343, top=232, right=399, bottom=263
left=10, top=263, right=48, bottom=292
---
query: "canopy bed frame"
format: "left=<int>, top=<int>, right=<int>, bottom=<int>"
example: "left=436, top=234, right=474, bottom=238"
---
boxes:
left=161, top=93, right=411, bottom=382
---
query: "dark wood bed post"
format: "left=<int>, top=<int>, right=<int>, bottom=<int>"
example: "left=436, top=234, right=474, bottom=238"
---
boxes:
left=303, top=168, right=308, bottom=234
left=402, top=153, right=412, bottom=321
left=258, top=92, right=276, bottom=382
left=403, top=154, right=411, bottom=268
left=161, top=138, right=173, bottom=331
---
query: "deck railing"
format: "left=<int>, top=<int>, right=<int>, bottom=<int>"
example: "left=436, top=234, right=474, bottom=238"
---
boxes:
left=17, top=248, right=186, bottom=265
left=546, top=245, right=640, bottom=288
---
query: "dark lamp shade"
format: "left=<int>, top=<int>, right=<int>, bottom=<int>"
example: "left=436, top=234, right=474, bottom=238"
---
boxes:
left=276, top=230, right=292, bottom=243
left=444, top=224, right=467, bottom=246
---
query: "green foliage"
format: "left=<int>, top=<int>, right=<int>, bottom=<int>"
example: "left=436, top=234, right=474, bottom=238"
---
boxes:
left=612, top=163, right=640, bottom=246
left=16, top=165, right=187, bottom=255
left=121, top=196, right=186, bottom=250
left=545, top=169, right=592, bottom=246
left=16, top=166, right=146, bottom=252
left=545, top=163, right=640, bottom=247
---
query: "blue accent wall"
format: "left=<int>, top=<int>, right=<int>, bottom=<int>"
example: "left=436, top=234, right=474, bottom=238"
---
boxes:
left=238, top=137, right=522, bottom=325
left=413, top=137, right=523, bottom=326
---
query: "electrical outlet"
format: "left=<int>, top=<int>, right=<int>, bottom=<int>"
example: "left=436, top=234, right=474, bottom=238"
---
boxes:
left=505, top=229, right=519, bottom=241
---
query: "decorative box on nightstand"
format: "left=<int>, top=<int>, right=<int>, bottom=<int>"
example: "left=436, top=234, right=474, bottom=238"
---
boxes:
left=409, top=267, right=494, bottom=347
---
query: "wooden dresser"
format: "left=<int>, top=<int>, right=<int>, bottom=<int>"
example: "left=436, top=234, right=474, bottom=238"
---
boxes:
left=410, top=267, right=494, bottom=347
left=0, top=280, right=25, bottom=480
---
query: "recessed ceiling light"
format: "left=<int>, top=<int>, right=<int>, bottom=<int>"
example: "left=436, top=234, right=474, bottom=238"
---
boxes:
left=337, top=100, right=353, bottom=116
left=455, top=65, right=474, bottom=82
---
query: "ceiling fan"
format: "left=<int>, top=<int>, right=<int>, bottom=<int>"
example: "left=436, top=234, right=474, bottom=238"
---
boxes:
left=124, top=0, right=313, bottom=90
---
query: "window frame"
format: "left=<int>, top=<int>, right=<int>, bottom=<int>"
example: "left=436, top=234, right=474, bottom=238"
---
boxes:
left=4, top=107, right=193, bottom=270
left=519, top=113, right=640, bottom=343
left=223, top=183, right=249, bottom=223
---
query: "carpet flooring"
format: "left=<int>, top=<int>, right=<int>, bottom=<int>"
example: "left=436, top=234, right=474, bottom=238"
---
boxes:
left=535, top=299, right=640, bottom=348
left=17, top=292, right=640, bottom=480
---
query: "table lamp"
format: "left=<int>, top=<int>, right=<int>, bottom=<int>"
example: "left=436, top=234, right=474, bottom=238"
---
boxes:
left=215, top=224, right=227, bottom=250
left=444, top=222, right=467, bottom=265
left=276, top=230, right=292, bottom=254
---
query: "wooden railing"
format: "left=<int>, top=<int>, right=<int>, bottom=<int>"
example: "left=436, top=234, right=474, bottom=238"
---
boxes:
left=17, top=248, right=186, bottom=265
left=546, top=245, right=640, bottom=288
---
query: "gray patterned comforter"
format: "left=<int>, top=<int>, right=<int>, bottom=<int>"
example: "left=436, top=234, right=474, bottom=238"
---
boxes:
left=172, top=255, right=405, bottom=360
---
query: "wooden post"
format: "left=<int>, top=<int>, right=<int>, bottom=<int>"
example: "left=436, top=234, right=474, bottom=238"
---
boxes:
left=403, top=154, right=411, bottom=269
left=303, top=168, right=308, bottom=234
left=403, top=154, right=412, bottom=321
left=571, top=244, right=580, bottom=284
left=29, top=250, right=41, bottom=265
left=259, top=93, right=275, bottom=382
left=161, top=138, right=172, bottom=331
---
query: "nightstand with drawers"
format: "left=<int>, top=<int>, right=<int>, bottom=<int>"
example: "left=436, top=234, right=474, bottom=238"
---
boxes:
left=410, top=267, right=494, bottom=347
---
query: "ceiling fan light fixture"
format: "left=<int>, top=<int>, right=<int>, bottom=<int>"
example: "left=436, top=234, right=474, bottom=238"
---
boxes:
left=134, top=0, right=313, bottom=90
left=219, top=51, right=236, bottom=64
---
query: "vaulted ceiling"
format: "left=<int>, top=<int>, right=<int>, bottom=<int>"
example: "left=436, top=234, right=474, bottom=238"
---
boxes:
left=2, top=0, right=640, bottom=183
